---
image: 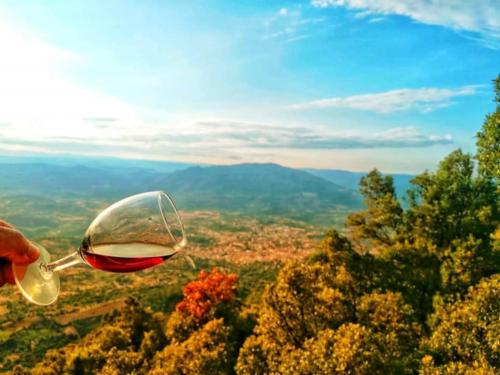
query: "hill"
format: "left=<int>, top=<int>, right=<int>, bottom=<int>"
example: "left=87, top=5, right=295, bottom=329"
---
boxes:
left=155, top=163, right=361, bottom=215
left=0, top=154, right=194, bottom=174
left=0, top=163, right=153, bottom=198
left=0, top=155, right=195, bottom=197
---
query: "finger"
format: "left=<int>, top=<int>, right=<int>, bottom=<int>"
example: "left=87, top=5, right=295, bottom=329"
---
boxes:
left=0, top=227, right=40, bottom=264
left=0, top=262, right=15, bottom=285
left=0, top=220, right=14, bottom=229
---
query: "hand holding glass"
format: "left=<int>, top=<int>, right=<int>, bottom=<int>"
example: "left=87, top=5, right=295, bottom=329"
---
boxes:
left=13, top=191, right=187, bottom=305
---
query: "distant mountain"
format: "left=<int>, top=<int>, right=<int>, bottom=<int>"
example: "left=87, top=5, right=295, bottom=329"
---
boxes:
left=0, top=155, right=197, bottom=198
left=0, top=154, right=195, bottom=175
left=154, top=163, right=361, bottom=214
left=0, top=163, right=156, bottom=198
left=0, top=158, right=363, bottom=218
left=304, top=168, right=414, bottom=201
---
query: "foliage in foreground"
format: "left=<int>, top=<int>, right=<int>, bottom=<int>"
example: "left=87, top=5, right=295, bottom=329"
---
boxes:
left=14, top=269, right=244, bottom=375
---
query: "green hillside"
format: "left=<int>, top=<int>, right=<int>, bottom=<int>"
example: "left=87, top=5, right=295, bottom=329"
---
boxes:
left=156, top=163, right=362, bottom=214
left=0, top=155, right=194, bottom=198
left=0, top=163, right=154, bottom=198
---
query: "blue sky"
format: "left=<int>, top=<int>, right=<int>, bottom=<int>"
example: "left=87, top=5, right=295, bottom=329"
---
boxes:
left=0, top=0, right=498, bottom=172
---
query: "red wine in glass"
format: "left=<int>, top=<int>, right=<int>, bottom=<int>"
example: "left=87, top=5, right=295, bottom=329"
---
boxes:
left=81, top=243, right=177, bottom=273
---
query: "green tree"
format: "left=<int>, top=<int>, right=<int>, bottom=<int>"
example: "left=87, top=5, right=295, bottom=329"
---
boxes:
left=30, top=298, right=167, bottom=375
left=356, top=292, right=420, bottom=371
left=279, top=324, right=384, bottom=375
left=439, top=235, right=499, bottom=296
left=407, top=149, right=497, bottom=250
left=404, top=149, right=498, bottom=299
left=255, top=261, right=353, bottom=348
left=476, top=75, right=500, bottom=181
left=420, top=275, right=500, bottom=374
left=347, top=169, right=403, bottom=252
left=379, top=247, right=441, bottom=323
left=150, top=318, right=233, bottom=375
left=237, top=231, right=422, bottom=374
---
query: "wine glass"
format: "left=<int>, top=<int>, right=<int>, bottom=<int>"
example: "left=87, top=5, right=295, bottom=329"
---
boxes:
left=12, top=191, right=187, bottom=306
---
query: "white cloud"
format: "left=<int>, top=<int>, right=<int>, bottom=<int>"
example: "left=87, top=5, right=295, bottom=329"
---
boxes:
left=228, top=124, right=453, bottom=149
left=264, top=6, right=325, bottom=43
left=311, top=0, right=500, bottom=48
left=367, top=16, right=386, bottom=24
left=288, top=86, right=479, bottom=113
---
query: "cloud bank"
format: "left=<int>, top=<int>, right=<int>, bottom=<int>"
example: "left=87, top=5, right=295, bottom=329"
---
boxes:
left=193, top=121, right=452, bottom=149
left=288, top=86, right=479, bottom=113
left=1, top=119, right=452, bottom=161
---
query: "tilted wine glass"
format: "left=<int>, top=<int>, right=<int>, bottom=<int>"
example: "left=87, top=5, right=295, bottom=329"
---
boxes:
left=13, top=191, right=187, bottom=306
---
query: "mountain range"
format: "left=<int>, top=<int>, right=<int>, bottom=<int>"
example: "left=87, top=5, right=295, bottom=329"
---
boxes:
left=0, top=155, right=414, bottom=217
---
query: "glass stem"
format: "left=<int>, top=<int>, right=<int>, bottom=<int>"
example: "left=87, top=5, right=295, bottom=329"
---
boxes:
left=45, top=251, right=83, bottom=273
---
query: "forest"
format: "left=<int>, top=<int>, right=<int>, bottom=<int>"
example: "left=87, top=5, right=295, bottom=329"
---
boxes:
left=6, top=76, right=500, bottom=374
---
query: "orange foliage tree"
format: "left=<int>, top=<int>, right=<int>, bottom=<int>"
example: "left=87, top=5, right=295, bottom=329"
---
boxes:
left=176, top=268, right=238, bottom=320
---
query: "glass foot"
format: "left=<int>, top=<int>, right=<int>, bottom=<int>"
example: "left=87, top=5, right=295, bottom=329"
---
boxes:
left=13, top=243, right=60, bottom=306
